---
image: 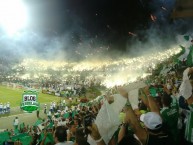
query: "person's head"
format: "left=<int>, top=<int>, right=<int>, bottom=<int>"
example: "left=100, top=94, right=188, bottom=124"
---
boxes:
left=74, top=119, right=81, bottom=127
left=118, top=134, right=141, bottom=145
left=54, top=126, right=67, bottom=143
left=32, top=126, right=39, bottom=133
left=74, top=114, right=79, bottom=120
left=75, top=127, right=90, bottom=145
left=138, top=101, right=147, bottom=111
left=68, top=121, right=77, bottom=134
left=161, top=93, right=172, bottom=107
left=140, top=112, right=162, bottom=133
left=154, top=96, right=162, bottom=109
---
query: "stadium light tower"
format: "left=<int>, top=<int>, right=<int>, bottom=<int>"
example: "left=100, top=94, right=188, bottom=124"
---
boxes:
left=0, top=0, right=29, bottom=35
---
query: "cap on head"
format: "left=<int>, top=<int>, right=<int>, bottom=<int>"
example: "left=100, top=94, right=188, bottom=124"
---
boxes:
left=140, top=112, right=162, bottom=130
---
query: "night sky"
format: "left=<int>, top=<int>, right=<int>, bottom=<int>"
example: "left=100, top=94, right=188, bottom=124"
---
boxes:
left=1, top=0, right=193, bottom=62
left=28, top=0, right=149, bottom=33
left=25, top=0, right=161, bottom=51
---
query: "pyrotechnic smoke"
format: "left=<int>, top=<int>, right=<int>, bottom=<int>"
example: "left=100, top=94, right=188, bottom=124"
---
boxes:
left=127, top=0, right=193, bottom=57
left=0, top=0, right=193, bottom=87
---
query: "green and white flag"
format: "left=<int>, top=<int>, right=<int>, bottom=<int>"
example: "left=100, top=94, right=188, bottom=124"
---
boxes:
left=178, top=45, right=190, bottom=61
left=177, top=35, right=193, bottom=66
left=187, top=45, right=193, bottom=67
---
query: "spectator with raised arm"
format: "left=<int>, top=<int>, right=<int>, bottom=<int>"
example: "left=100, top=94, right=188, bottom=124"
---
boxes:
left=160, top=92, right=179, bottom=145
left=118, top=87, right=172, bottom=145
left=87, top=123, right=106, bottom=145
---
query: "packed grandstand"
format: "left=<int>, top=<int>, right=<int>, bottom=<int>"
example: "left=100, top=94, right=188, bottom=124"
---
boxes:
left=0, top=36, right=193, bottom=145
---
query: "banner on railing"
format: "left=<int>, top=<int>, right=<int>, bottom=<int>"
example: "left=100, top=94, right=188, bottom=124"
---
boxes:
left=20, top=90, right=39, bottom=113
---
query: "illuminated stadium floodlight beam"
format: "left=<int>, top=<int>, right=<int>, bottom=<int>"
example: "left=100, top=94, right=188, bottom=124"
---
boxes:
left=0, top=0, right=29, bottom=35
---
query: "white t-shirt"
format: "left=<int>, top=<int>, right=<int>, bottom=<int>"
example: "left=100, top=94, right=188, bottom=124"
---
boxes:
left=14, top=119, right=19, bottom=126
left=7, top=103, right=10, bottom=108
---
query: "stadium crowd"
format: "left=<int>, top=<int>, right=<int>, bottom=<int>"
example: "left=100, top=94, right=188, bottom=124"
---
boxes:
left=1, top=38, right=193, bottom=145
left=1, top=64, right=193, bottom=145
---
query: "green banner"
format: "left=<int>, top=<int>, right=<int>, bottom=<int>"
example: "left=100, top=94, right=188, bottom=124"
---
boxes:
left=20, top=90, right=39, bottom=113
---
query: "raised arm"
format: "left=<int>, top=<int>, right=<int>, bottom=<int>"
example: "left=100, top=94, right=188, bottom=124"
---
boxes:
left=40, top=131, right=47, bottom=145
left=139, top=88, right=149, bottom=108
left=118, top=87, right=147, bottom=145
left=143, top=86, right=160, bottom=114
left=118, top=113, right=128, bottom=143
left=87, top=123, right=106, bottom=145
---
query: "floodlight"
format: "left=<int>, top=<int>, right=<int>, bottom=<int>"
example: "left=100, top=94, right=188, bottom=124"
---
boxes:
left=0, top=0, right=29, bottom=35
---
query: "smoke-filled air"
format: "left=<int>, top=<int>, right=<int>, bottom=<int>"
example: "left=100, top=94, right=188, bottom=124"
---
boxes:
left=0, top=0, right=193, bottom=88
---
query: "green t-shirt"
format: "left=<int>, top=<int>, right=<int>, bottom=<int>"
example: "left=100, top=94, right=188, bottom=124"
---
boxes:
left=185, top=104, right=193, bottom=143
left=160, top=101, right=179, bottom=143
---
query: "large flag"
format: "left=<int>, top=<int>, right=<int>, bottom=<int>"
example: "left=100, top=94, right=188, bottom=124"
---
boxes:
left=187, top=45, right=193, bottom=67
left=178, top=45, right=190, bottom=61
left=177, top=35, right=193, bottom=66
